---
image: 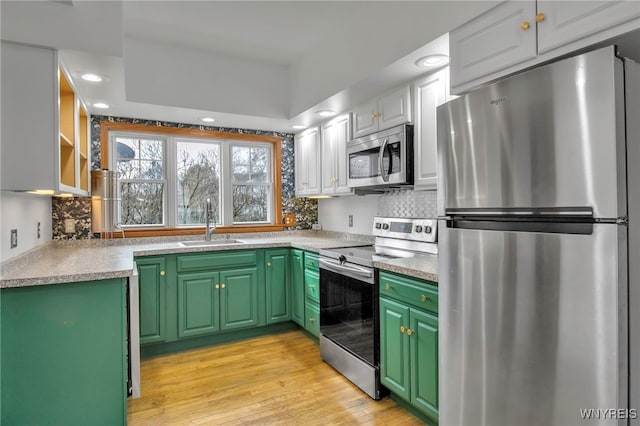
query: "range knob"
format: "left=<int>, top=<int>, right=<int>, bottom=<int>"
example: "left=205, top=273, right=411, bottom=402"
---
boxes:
left=415, top=225, right=423, bottom=233
left=375, top=223, right=382, bottom=229
left=382, top=223, right=389, bottom=230
left=425, top=226, right=432, bottom=234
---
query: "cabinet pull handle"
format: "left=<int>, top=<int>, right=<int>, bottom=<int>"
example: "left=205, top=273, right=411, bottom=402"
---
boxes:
left=215, top=284, right=220, bottom=289
left=385, top=283, right=392, bottom=290
left=400, top=326, right=405, bottom=334
left=407, top=329, right=413, bottom=336
left=267, top=262, right=271, bottom=267
left=221, top=284, right=226, bottom=289
left=309, top=318, right=314, bottom=323
left=160, top=271, right=165, bottom=276
left=520, top=21, right=530, bottom=31
left=535, top=12, right=545, bottom=22
left=371, top=112, right=376, bottom=119
left=421, top=294, right=428, bottom=302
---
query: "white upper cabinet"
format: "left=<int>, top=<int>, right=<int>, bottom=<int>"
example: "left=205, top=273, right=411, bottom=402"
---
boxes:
left=537, top=1, right=640, bottom=54
left=321, top=114, right=353, bottom=196
left=449, top=1, right=537, bottom=90
left=450, top=0, right=640, bottom=94
left=413, top=68, right=454, bottom=191
left=1, top=42, right=90, bottom=196
left=294, top=127, right=321, bottom=197
left=352, top=85, right=412, bottom=138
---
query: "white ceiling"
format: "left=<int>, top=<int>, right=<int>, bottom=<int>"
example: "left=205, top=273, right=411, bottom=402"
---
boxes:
left=1, top=1, right=501, bottom=133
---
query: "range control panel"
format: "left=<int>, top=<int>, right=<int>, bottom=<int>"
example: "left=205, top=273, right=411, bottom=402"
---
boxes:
left=372, top=217, right=437, bottom=243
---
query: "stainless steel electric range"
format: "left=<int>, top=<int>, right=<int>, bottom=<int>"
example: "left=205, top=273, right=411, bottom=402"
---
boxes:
left=318, top=216, right=438, bottom=399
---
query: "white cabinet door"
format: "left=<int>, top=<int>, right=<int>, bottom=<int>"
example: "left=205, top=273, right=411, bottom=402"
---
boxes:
left=1, top=42, right=57, bottom=192
left=320, top=121, right=337, bottom=194
left=332, top=114, right=353, bottom=195
left=378, top=85, right=412, bottom=131
left=449, top=1, right=537, bottom=89
left=352, top=99, right=378, bottom=138
left=413, top=69, right=447, bottom=191
left=320, top=114, right=353, bottom=196
left=537, top=1, right=640, bottom=54
left=294, top=127, right=321, bottom=197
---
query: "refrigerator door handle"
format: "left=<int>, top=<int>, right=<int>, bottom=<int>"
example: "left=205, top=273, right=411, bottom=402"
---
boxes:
left=447, top=218, right=594, bottom=235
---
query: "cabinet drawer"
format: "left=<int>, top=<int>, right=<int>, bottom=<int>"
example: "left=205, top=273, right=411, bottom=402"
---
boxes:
left=177, top=251, right=256, bottom=272
left=304, top=252, right=319, bottom=272
left=305, top=302, right=320, bottom=337
left=380, top=272, right=438, bottom=314
left=305, top=270, right=320, bottom=303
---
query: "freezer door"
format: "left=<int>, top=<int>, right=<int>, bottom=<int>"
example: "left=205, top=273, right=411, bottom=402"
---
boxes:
left=439, top=223, right=627, bottom=426
left=436, top=46, right=626, bottom=219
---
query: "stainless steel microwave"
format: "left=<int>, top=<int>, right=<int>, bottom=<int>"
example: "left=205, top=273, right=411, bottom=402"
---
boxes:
left=347, top=124, right=414, bottom=190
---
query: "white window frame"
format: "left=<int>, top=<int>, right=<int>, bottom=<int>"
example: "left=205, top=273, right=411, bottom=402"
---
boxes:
left=109, top=131, right=275, bottom=229
left=110, top=131, right=168, bottom=228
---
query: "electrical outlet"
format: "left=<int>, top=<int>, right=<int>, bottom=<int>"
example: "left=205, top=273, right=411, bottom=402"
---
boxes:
left=10, top=229, right=17, bottom=249
left=348, top=215, right=353, bottom=227
left=37, top=222, right=41, bottom=239
left=64, top=218, right=75, bottom=234
left=312, top=223, right=322, bottom=230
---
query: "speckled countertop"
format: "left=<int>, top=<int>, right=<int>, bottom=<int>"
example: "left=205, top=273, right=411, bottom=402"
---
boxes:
left=0, top=231, right=438, bottom=288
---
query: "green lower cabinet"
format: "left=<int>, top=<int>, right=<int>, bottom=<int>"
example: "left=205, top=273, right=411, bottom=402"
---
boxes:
left=380, top=293, right=439, bottom=422
left=305, top=301, right=320, bottom=337
left=265, top=249, right=291, bottom=324
left=220, top=267, right=259, bottom=331
left=178, top=267, right=259, bottom=338
left=137, top=256, right=167, bottom=344
left=380, top=297, right=411, bottom=400
left=1, top=279, right=127, bottom=425
left=178, top=272, right=220, bottom=338
left=291, top=249, right=305, bottom=326
left=410, top=308, right=439, bottom=420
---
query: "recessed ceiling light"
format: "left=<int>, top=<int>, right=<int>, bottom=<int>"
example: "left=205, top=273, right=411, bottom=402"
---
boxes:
left=415, top=54, right=449, bottom=68
left=291, top=125, right=306, bottom=130
left=81, top=73, right=104, bottom=82
left=315, top=110, right=335, bottom=117
left=93, top=102, right=109, bottom=109
left=201, top=117, right=215, bottom=123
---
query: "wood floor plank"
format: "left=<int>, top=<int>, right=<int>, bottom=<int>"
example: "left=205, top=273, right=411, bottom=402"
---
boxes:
left=128, top=330, right=428, bottom=425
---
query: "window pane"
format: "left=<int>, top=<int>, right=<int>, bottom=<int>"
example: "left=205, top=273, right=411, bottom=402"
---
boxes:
left=115, top=137, right=164, bottom=180
left=120, top=182, right=164, bottom=226
left=176, top=141, right=221, bottom=225
left=231, top=145, right=269, bottom=183
left=233, top=185, right=268, bottom=223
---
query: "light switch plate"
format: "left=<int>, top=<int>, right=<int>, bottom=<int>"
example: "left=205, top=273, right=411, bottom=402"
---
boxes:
left=10, top=229, right=17, bottom=248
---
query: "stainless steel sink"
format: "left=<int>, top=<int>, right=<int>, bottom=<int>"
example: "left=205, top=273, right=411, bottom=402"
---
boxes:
left=179, top=239, right=245, bottom=247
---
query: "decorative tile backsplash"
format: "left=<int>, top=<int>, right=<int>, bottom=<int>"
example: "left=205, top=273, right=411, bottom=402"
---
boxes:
left=52, top=197, right=97, bottom=240
left=377, top=189, right=438, bottom=218
left=53, top=116, right=316, bottom=239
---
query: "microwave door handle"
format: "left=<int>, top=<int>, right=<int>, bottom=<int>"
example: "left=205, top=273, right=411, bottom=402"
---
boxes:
left=378, top=137, right=390, bottom=182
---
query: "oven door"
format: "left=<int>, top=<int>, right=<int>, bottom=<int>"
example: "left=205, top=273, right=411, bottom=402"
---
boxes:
left=319, top=262, right=378, bottom=366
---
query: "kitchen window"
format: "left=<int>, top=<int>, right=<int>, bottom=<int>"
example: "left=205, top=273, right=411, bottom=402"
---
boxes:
left=105, top=123, right=282, bottom=235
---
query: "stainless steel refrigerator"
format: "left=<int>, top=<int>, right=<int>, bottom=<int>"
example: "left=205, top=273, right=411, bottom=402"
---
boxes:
left=437, top=45, right=640, bottom=426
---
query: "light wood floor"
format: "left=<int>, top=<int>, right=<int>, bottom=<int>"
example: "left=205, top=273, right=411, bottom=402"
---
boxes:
left=128, top=330, right=426, bottom=425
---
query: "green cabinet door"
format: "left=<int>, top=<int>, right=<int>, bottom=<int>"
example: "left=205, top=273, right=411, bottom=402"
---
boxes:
left=177, top=272, right=220, bottom=338
left=380, top=297, right=411, bottom=401
left=305, top=302, right=320, bottom=337
left=265, top=249, right=291, bottom=324
left=1, top=279, right=127, bottom=425
left=137, top=257, right=167, bottom=344
left=291, top=249, right=305, bottom=326
left=220, top=267, right=259, bottom=331
left=410, top=308, right=439, bottom=421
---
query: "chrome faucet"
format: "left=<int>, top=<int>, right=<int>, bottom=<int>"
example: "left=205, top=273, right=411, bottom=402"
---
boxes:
left=205, top=198, right=216, bottom=241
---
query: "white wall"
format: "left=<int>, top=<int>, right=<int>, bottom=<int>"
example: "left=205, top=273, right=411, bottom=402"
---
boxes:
left=317, top=195, right=380, bottom=235
left=0, top=193, right=52, bottom=263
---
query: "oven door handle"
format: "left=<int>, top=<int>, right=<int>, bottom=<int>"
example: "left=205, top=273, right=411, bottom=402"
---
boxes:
left=378, top=137, right=390, bottom=182
left=319, top=258, right=374, bottom=279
